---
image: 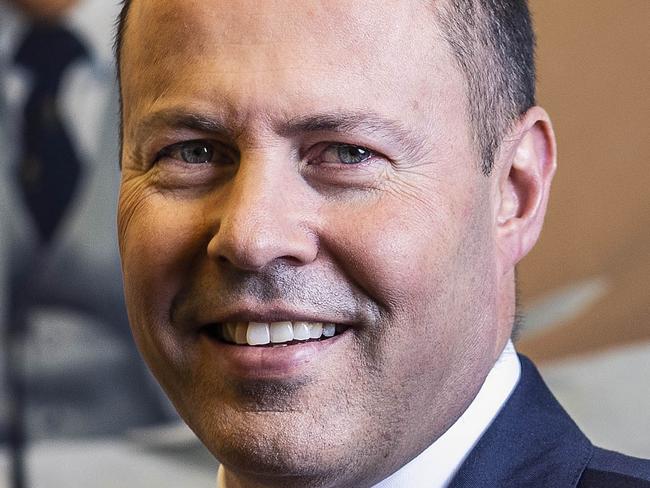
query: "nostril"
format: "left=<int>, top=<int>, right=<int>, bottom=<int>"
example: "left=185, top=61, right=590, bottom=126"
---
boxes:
left=277, top=255, right=310, bottom=266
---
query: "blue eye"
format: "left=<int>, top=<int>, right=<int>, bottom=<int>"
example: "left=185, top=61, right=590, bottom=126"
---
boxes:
left=157, top=140, right=237, bottom=166
left=320, top=144, right=373, bottom=165
left=179, top=140, right=214, bottom=164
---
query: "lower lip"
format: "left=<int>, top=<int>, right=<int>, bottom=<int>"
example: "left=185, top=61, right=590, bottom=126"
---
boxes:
left=198, top=330, right=351, bottom=379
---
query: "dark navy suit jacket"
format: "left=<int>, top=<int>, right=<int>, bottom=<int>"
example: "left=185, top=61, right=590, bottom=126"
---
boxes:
left=449, top=356, right=650, bottom=487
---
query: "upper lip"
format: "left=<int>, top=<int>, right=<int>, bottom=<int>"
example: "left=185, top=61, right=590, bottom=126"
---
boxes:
left=196, top=306, right=358, bottom=328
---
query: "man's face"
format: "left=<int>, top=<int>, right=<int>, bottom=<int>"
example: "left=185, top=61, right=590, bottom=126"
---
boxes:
left=119, top=1, right=508, bottom=485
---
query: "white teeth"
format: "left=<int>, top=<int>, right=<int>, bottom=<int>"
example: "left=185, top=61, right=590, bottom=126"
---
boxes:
left=226, top=323, right=237, bottom=343
left=293, top=322, right=311, bottom=341
left=322, top=324, right=335, bottom=337
left=219, top=320, right=343, bottom=346
left=247, top=322, right=270, bottom=345
left=270, top=321, right=294, bottom=343
left=221, top=325, right=231, bottom=342
left=309, top=323, right=323, bottom=339
left=234, top=322, right=248, bottom=344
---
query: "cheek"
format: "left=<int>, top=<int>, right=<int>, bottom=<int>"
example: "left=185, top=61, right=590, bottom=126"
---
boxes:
left=319, top=192, right=460, bottom=312
left=118, top=186, right=207, bottom=366
left=319, top=185, right=498, bottom=354
left=316, top=191, right=499, bottom=437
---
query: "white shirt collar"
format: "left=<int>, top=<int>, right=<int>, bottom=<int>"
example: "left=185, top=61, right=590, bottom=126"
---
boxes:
left=217, top=341, right=521, bottom=488
left=372, top=340, right=521, bottom=488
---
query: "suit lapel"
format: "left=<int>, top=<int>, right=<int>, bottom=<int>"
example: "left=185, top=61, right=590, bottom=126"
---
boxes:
left=449, top=355, right=593, bottom=488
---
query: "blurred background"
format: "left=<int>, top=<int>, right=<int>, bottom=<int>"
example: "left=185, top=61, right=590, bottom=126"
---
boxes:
left=517, top=0, right=650, bottom=458
left=0, top=0, right=648, bottom=486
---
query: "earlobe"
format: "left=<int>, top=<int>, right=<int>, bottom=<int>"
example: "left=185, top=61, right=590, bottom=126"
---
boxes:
left=496, top=107, right=557, bottom=270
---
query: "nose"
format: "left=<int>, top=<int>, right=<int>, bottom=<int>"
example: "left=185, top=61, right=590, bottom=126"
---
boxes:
left=207, top=157, right=318, bottom=271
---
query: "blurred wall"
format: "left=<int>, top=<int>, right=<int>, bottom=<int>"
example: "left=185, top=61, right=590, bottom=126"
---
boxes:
left=518, top=1, right=650, bottom=361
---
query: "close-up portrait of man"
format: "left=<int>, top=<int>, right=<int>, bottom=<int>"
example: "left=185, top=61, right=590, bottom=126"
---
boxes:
left=113, top=1, right=650, bottom=487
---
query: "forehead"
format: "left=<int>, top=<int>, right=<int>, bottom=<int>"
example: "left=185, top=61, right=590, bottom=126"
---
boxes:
left=124, top=0, right=436, bottom=60
left=121, top=0, right=464, bottom=140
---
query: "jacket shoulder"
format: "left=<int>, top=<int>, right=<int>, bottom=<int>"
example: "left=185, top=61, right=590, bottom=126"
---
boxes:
left=578, top=447, right=650, bottom=487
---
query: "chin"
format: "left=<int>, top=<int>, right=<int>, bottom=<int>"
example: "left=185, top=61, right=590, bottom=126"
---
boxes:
left=195, top=409, right=354, bottom=485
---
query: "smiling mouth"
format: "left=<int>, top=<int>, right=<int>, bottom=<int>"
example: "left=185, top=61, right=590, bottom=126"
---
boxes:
left=202, top=321, right=349, bottom=347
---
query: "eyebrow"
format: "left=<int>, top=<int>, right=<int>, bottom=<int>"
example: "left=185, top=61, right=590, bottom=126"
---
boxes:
left=134, top=111, right=236, bottom=142
left=279, top=111, right=426, bottom=155
left=134, top=108, right=427, bottom=158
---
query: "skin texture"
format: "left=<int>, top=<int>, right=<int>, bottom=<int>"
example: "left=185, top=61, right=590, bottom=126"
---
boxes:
left=9, top=0, right=79, bottom=20
left=118, top=1, right=556, bottom=487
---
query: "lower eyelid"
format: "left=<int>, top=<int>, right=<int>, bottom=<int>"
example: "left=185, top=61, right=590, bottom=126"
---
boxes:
left=308, top=158, right=378, bottom=172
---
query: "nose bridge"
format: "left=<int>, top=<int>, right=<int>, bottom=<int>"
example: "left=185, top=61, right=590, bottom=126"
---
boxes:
left=208, top=150, right=317, bottom=270
left=228, top=156, right=285, bottom=234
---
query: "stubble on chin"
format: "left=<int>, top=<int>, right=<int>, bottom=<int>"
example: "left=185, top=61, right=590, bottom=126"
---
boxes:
left=226, top=376, right=312, bottom=412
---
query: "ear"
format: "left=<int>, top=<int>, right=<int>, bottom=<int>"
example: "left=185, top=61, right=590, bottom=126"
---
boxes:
left=495, top=106, right=557, bottom=273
